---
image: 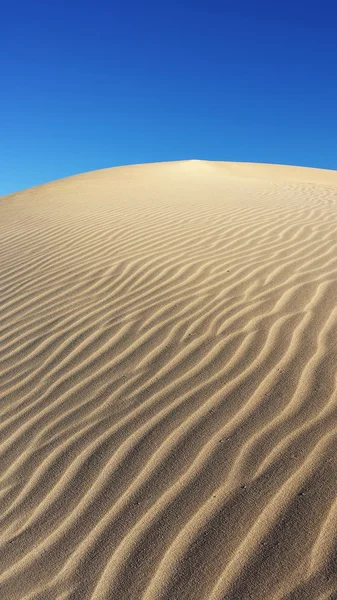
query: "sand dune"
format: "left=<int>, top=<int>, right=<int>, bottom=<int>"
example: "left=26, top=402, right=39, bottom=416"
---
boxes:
left=1, top=160, right=337, bottom=599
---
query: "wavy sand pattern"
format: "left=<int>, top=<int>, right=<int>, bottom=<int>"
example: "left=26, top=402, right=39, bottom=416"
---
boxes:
left=1, top=160, right=337, bottom=599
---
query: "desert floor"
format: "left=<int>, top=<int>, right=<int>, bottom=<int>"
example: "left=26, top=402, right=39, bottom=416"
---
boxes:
left=1, top=160, right=337, bottom=599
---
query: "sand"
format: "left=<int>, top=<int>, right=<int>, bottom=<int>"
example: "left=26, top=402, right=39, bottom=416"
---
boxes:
left=1, top=160, right=337, bottom=599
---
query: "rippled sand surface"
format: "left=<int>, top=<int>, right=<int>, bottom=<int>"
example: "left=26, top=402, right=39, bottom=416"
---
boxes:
left=1, top=160, right=337, bottom=599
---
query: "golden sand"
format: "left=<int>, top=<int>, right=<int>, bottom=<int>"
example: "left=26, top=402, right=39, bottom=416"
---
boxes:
left=1, top=160, right=337, bottom=599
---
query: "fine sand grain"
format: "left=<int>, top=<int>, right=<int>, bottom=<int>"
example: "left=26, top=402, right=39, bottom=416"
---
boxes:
left=1, top=160, right=337, bottom=599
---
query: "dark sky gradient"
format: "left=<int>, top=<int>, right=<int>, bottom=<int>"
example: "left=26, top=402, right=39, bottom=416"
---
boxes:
left=1, top=1, right=336, bottom=194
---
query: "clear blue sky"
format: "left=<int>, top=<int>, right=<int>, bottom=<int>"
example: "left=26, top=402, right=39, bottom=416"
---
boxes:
left=1, top=1, right=336, bottom=195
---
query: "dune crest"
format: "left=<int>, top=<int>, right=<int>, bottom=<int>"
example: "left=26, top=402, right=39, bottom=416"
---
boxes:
left=1, top=160, right=337, bottom=599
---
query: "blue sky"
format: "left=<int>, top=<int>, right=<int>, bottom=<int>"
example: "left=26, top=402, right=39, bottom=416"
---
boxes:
left=1, top=1, right=336, bottom=195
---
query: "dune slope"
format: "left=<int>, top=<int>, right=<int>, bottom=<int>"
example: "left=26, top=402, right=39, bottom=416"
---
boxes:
left=1, top=160, right=337, bottom=599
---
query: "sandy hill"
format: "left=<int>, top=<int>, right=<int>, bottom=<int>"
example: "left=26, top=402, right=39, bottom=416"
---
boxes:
left=1, top=160, right=337, bottom=599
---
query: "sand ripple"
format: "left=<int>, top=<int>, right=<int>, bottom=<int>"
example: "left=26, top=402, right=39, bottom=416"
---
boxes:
left=1, top=161, right=337, bottom=599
